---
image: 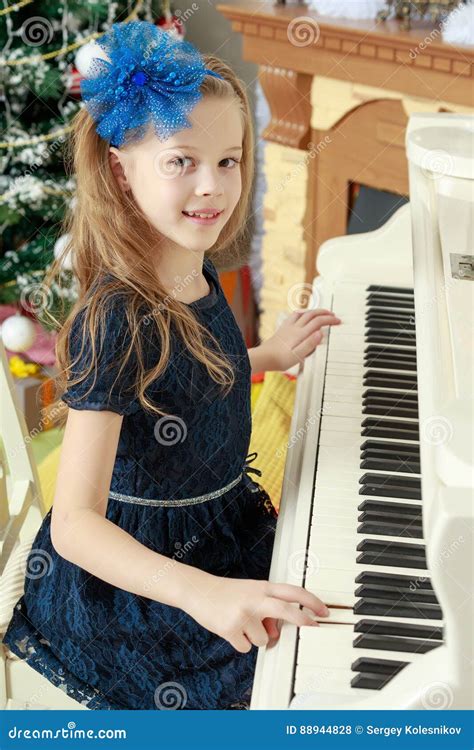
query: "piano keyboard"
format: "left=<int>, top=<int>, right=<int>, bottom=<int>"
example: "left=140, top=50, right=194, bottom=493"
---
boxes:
left=293, top=281, right=444, bottom=704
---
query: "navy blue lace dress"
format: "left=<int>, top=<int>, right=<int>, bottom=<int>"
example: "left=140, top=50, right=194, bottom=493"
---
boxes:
left=2, top=257, right=277, bottom=710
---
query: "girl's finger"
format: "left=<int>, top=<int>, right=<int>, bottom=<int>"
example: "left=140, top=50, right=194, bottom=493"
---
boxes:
left=244, top=619, right=270, bottom=648
left=262, top=599, right=320, bottom=628
left=302, top=314, right=341, bottom=331
left=266, top=582, right=330, bottom=616
left=262, top=616, right=280, bottom=640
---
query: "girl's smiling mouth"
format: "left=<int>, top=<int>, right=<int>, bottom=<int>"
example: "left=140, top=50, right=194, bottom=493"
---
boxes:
left=182, top=209, right=223, bottom=225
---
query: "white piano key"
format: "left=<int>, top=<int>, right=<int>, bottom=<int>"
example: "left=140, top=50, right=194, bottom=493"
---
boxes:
left=327, top=363, right=417, bottom=378
left=323, top=401, right=419, bottom=422
left=297, top=627, right=426, bottom=669
left=294, top=665, right=371, bottom=697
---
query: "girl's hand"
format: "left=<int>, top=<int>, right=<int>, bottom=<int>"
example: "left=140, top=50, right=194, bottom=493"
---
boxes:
left=263, top=308, right=341, bottom=372
left=184, top=574, right=330, bottom=653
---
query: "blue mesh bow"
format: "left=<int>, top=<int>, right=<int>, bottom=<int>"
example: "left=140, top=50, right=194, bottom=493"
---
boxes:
left=80, top=21, right=223, bottom=148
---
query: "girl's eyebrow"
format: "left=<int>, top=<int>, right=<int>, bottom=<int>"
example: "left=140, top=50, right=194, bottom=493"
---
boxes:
left=167, top=145, right=243, bottom=153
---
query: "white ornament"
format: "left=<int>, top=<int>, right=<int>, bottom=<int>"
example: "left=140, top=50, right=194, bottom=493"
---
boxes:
left=443, top=1, right=474, bottom=46
left=54, top=233, right=73, bottom=271
left=75, top=40, right=111, bottom=79
left=308, top=0, right=387, bottom=19
left=0, top=314, right=36, bottom=352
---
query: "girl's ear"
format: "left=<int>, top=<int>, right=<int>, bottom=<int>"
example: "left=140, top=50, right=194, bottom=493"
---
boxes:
left=109, top=147, right=131, bottom=193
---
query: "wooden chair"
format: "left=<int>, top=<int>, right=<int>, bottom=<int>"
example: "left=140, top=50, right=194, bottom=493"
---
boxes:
left=0, top=335, right=87, bottom=710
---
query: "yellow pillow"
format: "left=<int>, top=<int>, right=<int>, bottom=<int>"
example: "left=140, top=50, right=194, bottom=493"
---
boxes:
left=249, top=371, right=297, bottom=512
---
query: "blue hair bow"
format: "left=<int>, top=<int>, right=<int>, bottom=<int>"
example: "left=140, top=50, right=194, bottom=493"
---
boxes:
left=80, top=21, right=223, bottom=148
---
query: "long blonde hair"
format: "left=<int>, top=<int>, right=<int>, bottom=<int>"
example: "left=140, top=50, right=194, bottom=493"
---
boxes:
left=44, top=54, right=255, bottom=426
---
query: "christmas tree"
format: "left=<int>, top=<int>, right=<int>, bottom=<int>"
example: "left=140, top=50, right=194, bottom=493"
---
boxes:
left=0, top=0, right=184, bottom=332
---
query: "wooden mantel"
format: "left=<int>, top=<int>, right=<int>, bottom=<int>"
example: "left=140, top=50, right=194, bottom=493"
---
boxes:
left=216, top=1, right=473, bottom=337
left=217, top=2, right=474, bottom=107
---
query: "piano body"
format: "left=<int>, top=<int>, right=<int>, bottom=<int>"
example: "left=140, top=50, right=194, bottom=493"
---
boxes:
left=251, top=113, right=474, bottom=710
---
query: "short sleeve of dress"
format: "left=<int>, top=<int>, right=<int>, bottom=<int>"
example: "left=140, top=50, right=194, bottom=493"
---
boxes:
left=61, top=296, right=140, bottom=417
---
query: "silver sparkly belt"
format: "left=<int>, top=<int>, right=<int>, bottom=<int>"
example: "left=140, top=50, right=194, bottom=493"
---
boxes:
left=108, top=452, right=262, bottom=508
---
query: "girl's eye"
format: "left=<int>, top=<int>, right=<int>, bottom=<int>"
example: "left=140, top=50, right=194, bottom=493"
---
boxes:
left=169, top=156, right=193, bottom=169
left=220, top=157, right=241, bottom=169
left=167, top=156, right=241, bottom=170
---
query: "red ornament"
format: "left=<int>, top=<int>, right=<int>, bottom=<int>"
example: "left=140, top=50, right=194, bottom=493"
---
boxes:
left=67, top=64, right=82, bottom=98
left=155, top=12, right=185, bottom=39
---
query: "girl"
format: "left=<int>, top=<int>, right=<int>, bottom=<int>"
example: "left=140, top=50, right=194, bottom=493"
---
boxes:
left=2, top=21, right=341, bottom=710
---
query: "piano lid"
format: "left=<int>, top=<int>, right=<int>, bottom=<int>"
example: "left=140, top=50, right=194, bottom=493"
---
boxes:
left=406, top=113, right=473, bottom=490
left=406, top=113, right=474, bottom=181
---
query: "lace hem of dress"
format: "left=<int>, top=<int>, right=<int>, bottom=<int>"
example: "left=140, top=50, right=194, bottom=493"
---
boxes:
left=4, top=623, right=116, bottom=710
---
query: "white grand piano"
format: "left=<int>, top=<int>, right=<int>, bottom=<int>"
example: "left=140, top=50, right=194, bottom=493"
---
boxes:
left=251, top=113, right=474, bottom=710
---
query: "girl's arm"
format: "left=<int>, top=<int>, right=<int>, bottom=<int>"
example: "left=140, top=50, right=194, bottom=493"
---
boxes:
left=50, top=408, right=211, bottom=609
left=247, top=308, right=341, bottom=374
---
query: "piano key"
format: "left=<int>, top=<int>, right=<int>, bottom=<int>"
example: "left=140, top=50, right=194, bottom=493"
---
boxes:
left=353, top=599, right=442, bottom=619
left=359, top=472, right=421, bottom=488
left=354, top=619, right=442, bottom=639
left=357, top=500, right=422, bottom=516
left=350, top=672, right=397, bottom=690
left=358, top=521, right=423, bottom=539
left=351, top=656, right=408, bottom=675
left=366, top=285, right=414, bottom=295
left=361, top=438, right=420, bottom=453
left=366, top=332, right=416, bottom=346
left=360, top=457, right=421, bottom=473
left=364, top=358, right=417, bottom=373
left=364, top=346, right=417, bottom=360
left=323, top=400, right=419, bottom=422
left=354, top=584, right=438, bottom=604
left=361, top=426, right=420, bottom=444
left=353, top=633, right=441, bottom=653
left=357, top=551, right=427, bottom=569
left=358, top=509, right=422, bottom=525
left=359, top=485, right=422, bottom=501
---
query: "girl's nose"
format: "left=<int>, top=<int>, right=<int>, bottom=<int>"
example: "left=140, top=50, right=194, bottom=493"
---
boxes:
left=194, top=166, right=223, bottom=196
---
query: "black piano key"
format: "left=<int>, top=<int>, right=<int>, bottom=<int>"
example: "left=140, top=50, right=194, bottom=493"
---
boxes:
left=362, top=406, right=419, bottom=420
left=354, top=633, right=442, bottom=653
left=351, top=656, right=408, bottom=675
left=364, top=377, right=418, bottom=391
left=367, top=295, right=415, bottom=309
left=353, top=599, right=442, bottom=620
left=364, top=347, right=417, bottom=361
left=354, top=572, right=432, bottom=589
left=359, top=483, right=421, bottom=499
left=350, top=672, right=394, bottom=690
left=357, top=500, right=422, bottom=517
left=357, top=551, right=427, bottom=569
left=366, top=285, right=414, bottom=295
left=361, top=425, right=419, bottom=441
left=361, top=439, right=420, bottom=455
left=359, top=473, right=421, bottom=488
left=355, top=584, right=438, bottom=604
left=361, top=446, right=420, bottom=461
left=360, top=457, right=421, bottom=474
left=366, top=311, right=415, bottom=324
left=364, top=359, right=417, bottom=373
left=366, top=319, right=415, bottom=331
left=359, top=510, right=422, bottom=525
left=363, top=371, right=418, bottom=385
left=362, top=417, right=419, bottom=432
left=354, top=619, right=442, bottom=639
left=366, top=333, right=416, bottom=346
left=363, top=392, right=419, bottom=405
left=357, top=521, right=423, bottom=539
left=357, top=539, right=425, bottom=557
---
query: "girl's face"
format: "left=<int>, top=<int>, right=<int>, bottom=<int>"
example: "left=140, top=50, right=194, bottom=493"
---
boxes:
left=109, top=95, right=244, bottom=254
